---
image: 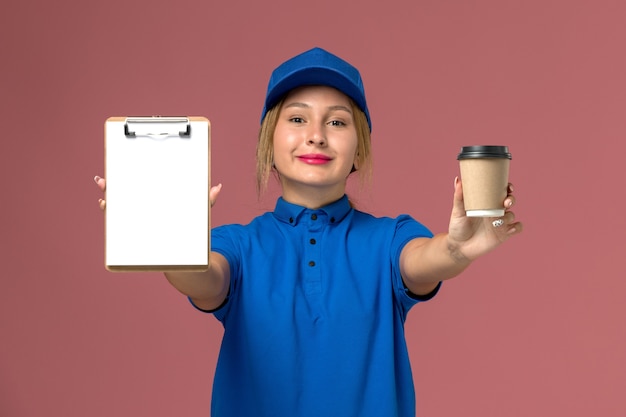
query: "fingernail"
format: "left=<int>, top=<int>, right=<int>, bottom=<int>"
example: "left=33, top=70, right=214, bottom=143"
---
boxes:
left=454, top=176, right=459, bottom=187
left=94, top=176, right=101, bottom=183
left=507, top=200, right=513, bottom=207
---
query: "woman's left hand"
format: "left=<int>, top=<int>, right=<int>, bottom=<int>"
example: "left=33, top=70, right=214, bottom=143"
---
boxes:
left=446, top=177, right=523, bottom=262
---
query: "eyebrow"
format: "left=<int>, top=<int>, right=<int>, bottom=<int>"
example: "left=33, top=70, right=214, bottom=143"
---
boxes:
left=283, top=102, right=353, bottom=114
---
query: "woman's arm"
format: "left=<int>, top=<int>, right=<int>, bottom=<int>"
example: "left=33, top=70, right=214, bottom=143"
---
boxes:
left=165, top=252, right=230, bottom=311
left=400, top=177, right=523, bottom=295
left=95, top=176, right=230, bottom=310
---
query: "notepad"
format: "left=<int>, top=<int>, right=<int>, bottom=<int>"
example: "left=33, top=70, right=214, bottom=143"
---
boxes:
left=104, top=116, right=210, bottom=271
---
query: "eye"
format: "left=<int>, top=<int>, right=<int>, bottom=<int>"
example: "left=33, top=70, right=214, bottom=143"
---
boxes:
left=289, top=117, right=305, bottom=123
left=329, top=120, right=346, bottom=127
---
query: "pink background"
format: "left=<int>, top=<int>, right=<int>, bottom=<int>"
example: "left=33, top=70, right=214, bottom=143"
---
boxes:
left=1, top=0, right=625, bottom=415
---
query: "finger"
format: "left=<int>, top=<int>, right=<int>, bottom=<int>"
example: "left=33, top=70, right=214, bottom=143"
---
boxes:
left=94, top=176, right=106, bottom=191
left=209, top=183, right=223, bottom=207
left=507, top=220, right=523, bottom=235
left=504, top=195, right=516, bottom=209
left=491, top=211, right=514, bottom=228
left=504, top=182, right=516, bottom=209
left=451, top=176, right=466, bottom=217
left=99, top=198, right=106, bottom=211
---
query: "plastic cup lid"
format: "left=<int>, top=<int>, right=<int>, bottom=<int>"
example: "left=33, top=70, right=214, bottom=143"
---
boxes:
left=457, top=145, right=512, bottom=160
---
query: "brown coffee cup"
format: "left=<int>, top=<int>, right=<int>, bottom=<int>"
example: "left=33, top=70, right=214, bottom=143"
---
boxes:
left=457, top=146, right=512, bottom=217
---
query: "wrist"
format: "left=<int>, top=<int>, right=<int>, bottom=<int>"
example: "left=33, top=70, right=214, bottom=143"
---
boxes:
left=446, top=235, right=472, bottom=265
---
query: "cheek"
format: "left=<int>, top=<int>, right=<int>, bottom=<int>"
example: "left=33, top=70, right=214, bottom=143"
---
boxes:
left=272, top=126, right=298, bottom=150
left=272, top=137, right=289, bottom=161
left=271, top=135, right=292, bottom=170
left=346, top=141, right=359, bottom=162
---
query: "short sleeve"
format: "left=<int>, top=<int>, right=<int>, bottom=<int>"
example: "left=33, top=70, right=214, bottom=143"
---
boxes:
left=187, top=224, right=241, bottom=320
left=390, top=215, right=440, bottom=315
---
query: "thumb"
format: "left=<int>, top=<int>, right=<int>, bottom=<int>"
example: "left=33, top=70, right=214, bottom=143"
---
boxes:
left=451, top=176, right=466, bottom=218
left=209, top=183, right=223, bottom=207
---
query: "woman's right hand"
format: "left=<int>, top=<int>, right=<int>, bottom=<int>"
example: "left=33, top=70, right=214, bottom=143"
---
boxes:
left=93, top=176, right=222, bottom=211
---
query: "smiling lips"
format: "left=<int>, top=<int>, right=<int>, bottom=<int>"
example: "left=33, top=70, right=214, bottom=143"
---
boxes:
left=297, top=154, right=332, bottom=165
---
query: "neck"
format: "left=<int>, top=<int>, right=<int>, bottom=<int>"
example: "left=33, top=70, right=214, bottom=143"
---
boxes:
left=280, top=182, right=346, bottom=209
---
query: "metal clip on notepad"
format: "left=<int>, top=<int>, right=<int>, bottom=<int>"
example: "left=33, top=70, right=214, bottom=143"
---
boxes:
left=124, top=116, right=191, bottom=139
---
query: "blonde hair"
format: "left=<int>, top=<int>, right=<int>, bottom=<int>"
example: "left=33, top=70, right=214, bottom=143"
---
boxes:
left=256, top=97, right=372, bottom=198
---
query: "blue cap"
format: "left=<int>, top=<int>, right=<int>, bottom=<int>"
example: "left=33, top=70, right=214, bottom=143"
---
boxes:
left=261, top=47, right=372, bottom=131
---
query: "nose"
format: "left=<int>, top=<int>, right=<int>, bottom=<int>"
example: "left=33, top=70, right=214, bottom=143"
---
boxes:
left=306, top=124, right=326, bottom=146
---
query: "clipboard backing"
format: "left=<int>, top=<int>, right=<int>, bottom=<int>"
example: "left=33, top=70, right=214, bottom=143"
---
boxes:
left=104, top=116, right=210, bottom=272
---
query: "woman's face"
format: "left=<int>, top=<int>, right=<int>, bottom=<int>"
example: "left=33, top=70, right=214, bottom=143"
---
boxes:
left=272, top=85, right=359, bottom=205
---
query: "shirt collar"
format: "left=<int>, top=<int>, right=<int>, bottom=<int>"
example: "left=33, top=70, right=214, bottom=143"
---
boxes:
left=273, top=195, right=352, bottom=226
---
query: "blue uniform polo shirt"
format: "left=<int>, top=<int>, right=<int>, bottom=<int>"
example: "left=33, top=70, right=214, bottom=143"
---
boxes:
left=191, top=195, right=440, bottom=417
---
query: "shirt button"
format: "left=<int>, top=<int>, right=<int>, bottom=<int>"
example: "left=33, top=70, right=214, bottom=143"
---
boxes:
left=308, top=261, right=315, bottom=267
left=289, top=217, right=294, bottom=223
left=311, top=214, right=317, bottom=220
left=330, top=217, right=335, bottom=223
left=310, top=238, right=316, bottom=245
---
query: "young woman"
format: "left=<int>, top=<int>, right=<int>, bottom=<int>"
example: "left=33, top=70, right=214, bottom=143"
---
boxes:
left=95, top=47, right=522, bottom=417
